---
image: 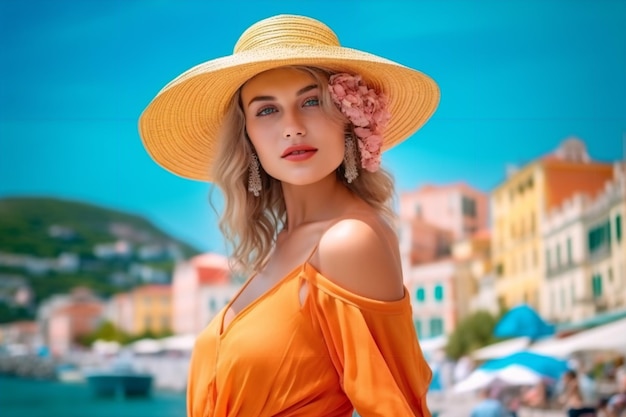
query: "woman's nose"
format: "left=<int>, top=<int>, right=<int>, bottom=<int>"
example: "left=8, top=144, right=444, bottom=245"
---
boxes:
left=282, top=112, right=306, bottom=138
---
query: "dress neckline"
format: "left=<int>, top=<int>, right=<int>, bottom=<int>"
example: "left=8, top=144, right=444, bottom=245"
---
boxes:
left=218, top=262, right=306, bottom=338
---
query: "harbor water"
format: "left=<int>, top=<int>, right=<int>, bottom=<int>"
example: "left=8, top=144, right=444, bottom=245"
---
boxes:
left=0, top=376, right=187, bottom=417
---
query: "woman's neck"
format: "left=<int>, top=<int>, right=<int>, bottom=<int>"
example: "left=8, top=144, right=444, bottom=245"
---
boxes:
left=281, top=174, right=359, bottom=232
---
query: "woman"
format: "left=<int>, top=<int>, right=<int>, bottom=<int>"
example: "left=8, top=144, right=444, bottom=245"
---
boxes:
left=139, top=14, right=439, bottom=417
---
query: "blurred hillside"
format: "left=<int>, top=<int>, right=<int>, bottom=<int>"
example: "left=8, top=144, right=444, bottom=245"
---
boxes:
left=0, top=197, right=201, bottom=323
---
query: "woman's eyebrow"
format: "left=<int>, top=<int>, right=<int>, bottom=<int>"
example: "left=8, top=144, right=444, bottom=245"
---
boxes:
left=247, top=84, right=319, bottom=107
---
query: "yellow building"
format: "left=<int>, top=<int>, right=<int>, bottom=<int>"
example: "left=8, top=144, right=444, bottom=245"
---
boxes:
left=130, top=284, right=172, bottom=335
left=491, top=138, right=614, bottom=313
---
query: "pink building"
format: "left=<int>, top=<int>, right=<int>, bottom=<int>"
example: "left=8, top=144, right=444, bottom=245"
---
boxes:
left=400, top=182, right=489, bottom=241
left=47, top=296, right=104, bottom=357
left=400, top=183, right=489, bottom=338
left=106, top=293, right=134, bottom=334
left=404, top=259, right=457, bottom=339
left=404, top=218, right=454, bottom=266
left=172, top=253, right=238, bottom=335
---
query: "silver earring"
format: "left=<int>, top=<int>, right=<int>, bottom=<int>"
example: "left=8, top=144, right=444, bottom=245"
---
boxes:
left=343, top=135, right=359, bottom=183
left=248, top=153, right=261, bottom=197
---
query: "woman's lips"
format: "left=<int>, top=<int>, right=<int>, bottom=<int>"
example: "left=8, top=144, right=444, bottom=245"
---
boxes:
left=281, top=146, right=318, bottom=161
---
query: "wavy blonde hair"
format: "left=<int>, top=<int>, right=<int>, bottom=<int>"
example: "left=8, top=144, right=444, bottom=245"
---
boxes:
left=211, top=66, right=396, bottom=275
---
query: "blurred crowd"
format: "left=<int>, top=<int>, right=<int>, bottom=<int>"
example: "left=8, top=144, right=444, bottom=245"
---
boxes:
left=469, top=357, right=626, bottom=417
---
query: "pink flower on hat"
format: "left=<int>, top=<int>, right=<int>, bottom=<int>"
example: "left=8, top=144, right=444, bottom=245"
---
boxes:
left=328, top=73, right=391, bottom=172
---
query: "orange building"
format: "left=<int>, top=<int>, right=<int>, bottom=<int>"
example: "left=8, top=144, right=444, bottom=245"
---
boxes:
left=130, top=284, right=172, bottom=335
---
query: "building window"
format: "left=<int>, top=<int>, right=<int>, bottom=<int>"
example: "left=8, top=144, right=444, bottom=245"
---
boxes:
left=592, top=274, right=603, bottom=298
left=434, top=284, right=444, bottom=302
left=588, top=220, right=611, bottom=254
left=209, top=298, right=217, bottom=312
left=462, top=196, right=476, bottom=218
left=567, top=238, right=572, bottom=265
left=556, top=244, right=561, bottom=268
left=429, top=317, right=444, bottom=337
left=617, top=215, right=622, bottom=243
left=416, top=287, right=425, bottom=303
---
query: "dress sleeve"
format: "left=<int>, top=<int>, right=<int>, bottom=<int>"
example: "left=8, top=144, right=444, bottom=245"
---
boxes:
left=303, top=266, right=432, bottom=417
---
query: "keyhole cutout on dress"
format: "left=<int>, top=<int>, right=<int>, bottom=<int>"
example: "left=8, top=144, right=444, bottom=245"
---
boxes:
left=299, top=281, right=309, bottom=306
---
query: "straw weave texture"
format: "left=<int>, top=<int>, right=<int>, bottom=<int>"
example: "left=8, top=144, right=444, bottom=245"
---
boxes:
left=139, top=15, right=440, bottom=182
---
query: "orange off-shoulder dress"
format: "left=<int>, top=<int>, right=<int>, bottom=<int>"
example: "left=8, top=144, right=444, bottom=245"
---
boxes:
left=187, top=262, right=432, bottom=417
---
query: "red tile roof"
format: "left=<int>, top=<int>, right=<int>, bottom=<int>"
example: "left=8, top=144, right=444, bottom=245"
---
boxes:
left=543, top=160, right=614, bottom=211
left=191, top=253, right=232, bottom=285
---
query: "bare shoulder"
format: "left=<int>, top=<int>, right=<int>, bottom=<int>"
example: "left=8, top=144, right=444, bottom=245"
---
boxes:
left=315, top=215, right=404, bottom=301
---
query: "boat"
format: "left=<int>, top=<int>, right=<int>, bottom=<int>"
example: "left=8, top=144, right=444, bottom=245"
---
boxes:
left=56, top=363, right=85, bottom=383
left=84, top=362, right=153, bottom=397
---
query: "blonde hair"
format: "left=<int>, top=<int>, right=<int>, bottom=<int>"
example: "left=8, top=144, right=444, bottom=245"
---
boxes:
left=211, top=66, right=396, bottom=275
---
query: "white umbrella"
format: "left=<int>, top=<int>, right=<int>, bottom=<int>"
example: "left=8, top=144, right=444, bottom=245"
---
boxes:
left=453, top=364, right=541, bottom=393
left=453, top=369, right=496, bottom=393
left=92, top=339, right=121, bottom=355
left=131, top=338, right=162, bottom=354
left=471, top=337, right=531, bottom=360
left=530, top=317, right=626, bottom=358
left=161, top=334, right=196, bottom=351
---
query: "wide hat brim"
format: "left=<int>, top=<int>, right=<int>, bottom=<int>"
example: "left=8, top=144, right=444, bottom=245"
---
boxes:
left=138, top=16, right=440, bottom=182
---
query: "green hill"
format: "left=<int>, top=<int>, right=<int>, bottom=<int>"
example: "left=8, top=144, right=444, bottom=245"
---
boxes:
left=0, top=197, right=202, bottom=322
left=0, top=197, right=199, bottom=258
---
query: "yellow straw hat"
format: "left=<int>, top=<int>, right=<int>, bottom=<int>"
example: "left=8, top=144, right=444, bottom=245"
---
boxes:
left=138, top=14, right=440, bottom=182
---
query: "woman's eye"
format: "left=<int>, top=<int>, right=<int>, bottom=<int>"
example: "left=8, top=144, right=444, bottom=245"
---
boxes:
left=303, top=97, right=319, bottom=107
left=257, top=107, right=276, bottom=116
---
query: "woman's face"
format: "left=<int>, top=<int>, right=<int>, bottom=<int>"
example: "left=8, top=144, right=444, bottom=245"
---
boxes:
left=241, top=67, right=345, bottom=186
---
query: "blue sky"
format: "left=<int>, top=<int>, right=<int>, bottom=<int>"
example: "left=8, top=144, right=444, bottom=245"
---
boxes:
left=1, top=0, right=625, bottom=253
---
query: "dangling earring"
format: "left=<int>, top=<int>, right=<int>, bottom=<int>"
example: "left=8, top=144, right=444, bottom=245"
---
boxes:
left=248, top=153, right=261, bottom=197
left=343, top=134, right=359, bottom=183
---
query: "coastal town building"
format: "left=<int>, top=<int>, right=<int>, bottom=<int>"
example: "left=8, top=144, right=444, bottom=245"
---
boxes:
left=105, top=292, right=134, bottom=334
left=399, top=182, right=489, bottom=241
left=128, top=284, right=172, bottom=335
left=171, top=253, right=236, bottom=335
left=542, top=163, right=625, bottom=323
left=40, top=287, right=104, bottom=357
left=399, top=183, right=490, bottom=336
left=490, top=137, right=615, bottom=313
left=452, top=229, right=496, bottom=316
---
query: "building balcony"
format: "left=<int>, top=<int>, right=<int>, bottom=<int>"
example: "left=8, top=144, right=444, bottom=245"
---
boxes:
left=545, top=261, right=578, bottom=279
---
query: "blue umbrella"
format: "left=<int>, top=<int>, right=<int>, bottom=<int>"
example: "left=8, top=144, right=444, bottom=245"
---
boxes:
left=494, top=304, right=555, bottom=339
left=480, top=351, right=568, bottom=380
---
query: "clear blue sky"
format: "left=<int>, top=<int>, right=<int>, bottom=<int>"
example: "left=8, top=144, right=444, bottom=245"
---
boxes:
left=1, top=0, right=625, bottom=253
